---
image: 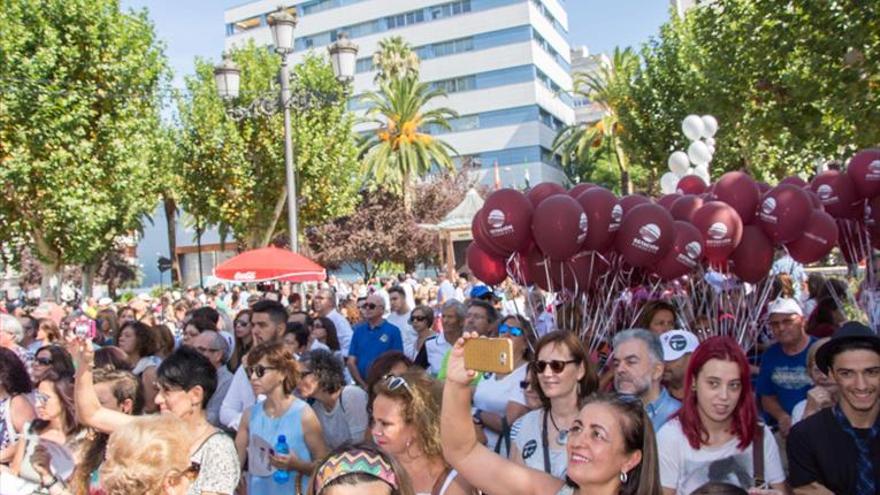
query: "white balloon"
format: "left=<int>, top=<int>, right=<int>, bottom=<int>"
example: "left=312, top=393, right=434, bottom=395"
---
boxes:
left=688, top=167, right=696, bottom=176
left=707, top=145, right=716, bottom=155
left=667, top=151, right=690, bottom=176
left=660, top=172, right=680, bottom=194
left=701, top=115, right=718, bottom=137
left=705, top=137, right=716, bottom=147
left=688, top=141, right=712, bottom=166
left=695, top=164, right=709, bottom=175
left=682, top=115, right=705, bottom=141
left=695, top=166, right=711, bottom=183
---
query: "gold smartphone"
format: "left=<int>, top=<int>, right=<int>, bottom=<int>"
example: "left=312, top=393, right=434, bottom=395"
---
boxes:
left=464, top=338, right=514, bottom=374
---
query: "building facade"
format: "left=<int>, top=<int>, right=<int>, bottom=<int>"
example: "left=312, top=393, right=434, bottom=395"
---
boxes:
left=569, top=45, right=609, bottom=125
left=223, top=0, right=575, bottom=188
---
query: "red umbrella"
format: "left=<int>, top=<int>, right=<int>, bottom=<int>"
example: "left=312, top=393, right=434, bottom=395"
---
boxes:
left=213, top=247, right=326, bottom=283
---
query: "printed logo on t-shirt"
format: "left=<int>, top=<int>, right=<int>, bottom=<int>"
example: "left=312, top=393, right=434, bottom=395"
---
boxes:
left=522, top=439, right=537, bottom=460
left=380, top=334, right=389, bottom=343
left=770, top=366, right=812, bottom=390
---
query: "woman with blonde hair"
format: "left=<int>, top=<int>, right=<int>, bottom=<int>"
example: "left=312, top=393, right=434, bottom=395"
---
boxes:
left=100, top=415, right=199, bottom=495
left=372, top=369, right=473, bottom=495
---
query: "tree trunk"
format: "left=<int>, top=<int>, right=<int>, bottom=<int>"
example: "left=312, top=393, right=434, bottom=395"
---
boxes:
left=258, top=185, right=289, bottom=248
left=81, top=262, right=96, bottom=298
left=32, top=230, right=60, bottom=302
left=402, top=171, right=413, bottom=215
left=613, top=136, right=633, bottom=195
left=163, top=196, right=182, bottom=285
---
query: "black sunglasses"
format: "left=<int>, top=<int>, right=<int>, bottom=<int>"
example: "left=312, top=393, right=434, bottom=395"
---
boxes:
left=532, top=359, right=579, bottom=374
left=410, top=315, right=430, bottom=323
left=245, top=365, right=277, bottom=378
left=360, top=303, right=378, bottom=310
left=35, top=357, right=53, bottom=366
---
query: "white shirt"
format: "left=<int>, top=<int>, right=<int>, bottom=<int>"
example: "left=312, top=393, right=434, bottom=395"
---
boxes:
left=657, top=418, right=785, bottom=494
left=473, top=364, right=527, bottom=452
left=510, top=409, right=568, bottom=479
left=387, top=310, right=416, bottom=359
left=401, top=283, right=416, bottom=311
left=326, top=309, right=353, bottom=358
left=438, top=280, right=456, bottom=304
left=424, top=335, right=453, bottom=376
left=219, top=365, right=264, bottom=431
left=207, top=365, right=234, bottom=428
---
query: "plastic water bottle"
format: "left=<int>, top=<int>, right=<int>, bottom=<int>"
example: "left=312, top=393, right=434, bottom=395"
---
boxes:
left=273, top=435, right=291, bottom=484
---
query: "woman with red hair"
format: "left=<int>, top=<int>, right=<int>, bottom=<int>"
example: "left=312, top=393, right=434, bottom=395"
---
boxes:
left=657, top=337, right=786, bottom=494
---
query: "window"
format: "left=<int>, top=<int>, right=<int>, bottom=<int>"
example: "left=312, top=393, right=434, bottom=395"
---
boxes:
left=432, top=75, right=476, bottom=93
left=231, top=15, right=262, bottom=34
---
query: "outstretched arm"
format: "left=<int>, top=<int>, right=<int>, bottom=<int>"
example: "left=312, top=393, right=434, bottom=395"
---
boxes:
left=440, top=333, right=563, bottom=495
left=70, top=338, right=133, bottom=433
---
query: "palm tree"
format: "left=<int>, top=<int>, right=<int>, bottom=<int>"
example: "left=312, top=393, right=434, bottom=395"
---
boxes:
left=359, top=76, right=458, bottom=213
left=554, top=47, right=638, bottom=194
left=372, top=36, right=420, bottom=84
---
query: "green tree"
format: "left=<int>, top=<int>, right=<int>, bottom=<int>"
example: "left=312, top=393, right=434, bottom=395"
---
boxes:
left=372, top=36, right=420, bottom=84
left=0, top=0, right=169, bottom=299
left=553, top=48, right=639, bottom=194
left=360, top=76, right=458, bottom=213
left=177, top=42, right=360, bottom=249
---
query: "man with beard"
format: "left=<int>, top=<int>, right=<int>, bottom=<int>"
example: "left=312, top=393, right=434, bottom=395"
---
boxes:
left=660, top=329, right=700, bottom=401
left=788, top=322, right=880, bottom=494
left=612, top=328, right=680, bottom=430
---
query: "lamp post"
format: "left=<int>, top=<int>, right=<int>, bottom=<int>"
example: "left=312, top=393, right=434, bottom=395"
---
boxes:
left=214, top=8, right=358, bottom=253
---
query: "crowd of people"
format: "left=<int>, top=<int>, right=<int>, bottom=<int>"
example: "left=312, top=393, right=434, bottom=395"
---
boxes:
left=0, top=266, right=877, bottom=495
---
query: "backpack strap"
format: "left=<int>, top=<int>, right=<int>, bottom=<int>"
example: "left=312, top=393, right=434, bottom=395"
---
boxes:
left=753, top=422, right=765, bottom=488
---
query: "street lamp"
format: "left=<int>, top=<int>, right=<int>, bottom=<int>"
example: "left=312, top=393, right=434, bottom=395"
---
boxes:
left=213, top=8, right=358, bottom=253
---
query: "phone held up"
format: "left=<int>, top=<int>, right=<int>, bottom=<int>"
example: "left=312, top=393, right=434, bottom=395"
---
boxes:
left=463, top=337, right=514, bottom=374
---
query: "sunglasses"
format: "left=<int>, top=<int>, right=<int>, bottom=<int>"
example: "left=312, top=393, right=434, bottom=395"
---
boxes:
left=34, top=391, right=50, bottom=405
left=533, top=359, right=578, bottom=374
left=409, top=315, right=430, bottom=323
left=179, top=462, right=201, bottom=481
left=383, top=374, right=412, bottom=394
left=245, top=364, right=277, bottom=378
left=360, top=303, right=378, bottom=310
left=235, top=320, right=250, bottom=326
left=35, top=356, right=53, bottom=366
left=498, top=323, right=524, bottom=337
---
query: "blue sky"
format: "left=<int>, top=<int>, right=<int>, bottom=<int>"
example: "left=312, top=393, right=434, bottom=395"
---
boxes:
left=121, top=0, right=671, bottom=88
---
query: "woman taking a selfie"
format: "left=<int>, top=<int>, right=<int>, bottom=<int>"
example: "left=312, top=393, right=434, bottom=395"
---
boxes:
left=656, top=337, right=785, bottom=494
left=441, top=332, right=662, bottom=495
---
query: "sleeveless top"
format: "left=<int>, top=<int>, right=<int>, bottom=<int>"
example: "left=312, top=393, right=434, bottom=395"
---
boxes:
left=0, top=396, right=20, bottom=451
left=247, top=398, right=313, bottom=495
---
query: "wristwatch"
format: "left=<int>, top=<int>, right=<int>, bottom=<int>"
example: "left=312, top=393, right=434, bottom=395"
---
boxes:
left=472, top=408, right=484, bottom=426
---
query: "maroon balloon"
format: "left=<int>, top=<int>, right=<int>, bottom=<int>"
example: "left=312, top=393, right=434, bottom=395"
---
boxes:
left=526, top=182, right=567, bottom=208
left=526, top=246, right=553, bottom=291
left=619, top=194, right=652, bottom=213
left=471, top=211, right=508, bottom=258
left=785, top=210, right=838, bottom=264
left=804, top=189, right=824, bottom=211
left=657, top=193, right=682, bottom=211
left=729, top=225, right=775, bottom=284
left=548, top=250, right=610, bottom=294
left=614, top=203, right=674, bottom=268
left=478, top=188, right=534, bottom=255
left=810, top=170, right=862, bottom=219
left=846, top=148, right=880, bottom=199
left=692, top=201, right=744, bottom=265
left=654, top=221, right=704, bottom=281
left=508, top=251, right=532, bottom=285
left=838, top=219, right=870, bottom=265
left=568, top=183, right=596, bottom=198
left=757, top=181, right=773, bottom=195
left=676, top=175, right=708, bottom=195
left=575, top=187, right=618, bottom=251
left=713, top=171, right=761, bottom=224
left=757, top=184, right=813, bottom=244
left=531, top=194, right=588, bottom=260
left=868, top=196, right=880, bottom=229
left=466, top=243, right=507, bottom=285
left=780, top=176, right=808, bottom=188
left=670, top=195, right=705, bottom=223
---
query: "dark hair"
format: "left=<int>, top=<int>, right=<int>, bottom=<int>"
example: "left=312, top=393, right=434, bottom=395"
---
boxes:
left=301, top=349, right=346, bottom=394
left=121, top=321, right=160, bottom=358
left=467, top=299, right=497, bottom=323
left=94, top=346, right=132, bottom=371
left=388, top=285, right=406, bottom=298
left=365, top=351, right=413, bottom=406
left=0, top=347, right=32, bottom=395
left=151, top=324, right=176, bottom=358
left=36, top=318, right=62, bottom=343
left=190, top=306, right=220, bottom=325
left=34, top=345, right=75, bottom=379
left=411, top=305, right=434, bottom=324
left=691, top=482, right=748, bottom=495
left=308, top=442, right=414, bottom=495
left=33, top=371, right=80, bottom=437
left=806, top=273, right=826, bottom=299
left=286, top=322, right=310, bottom=349
left=156, top=346, right=217, bottom=408
left=246, top=341, right=300, bottom=394
left=252, top=299, right=288, bottom=326
left=186, top=317, right=217, bottom=334
left=228, top=309, right=253, bottom=373
left=818, top=277, right=848, bottom=301
left=636, top=301, right=678, bottom=330
left=530, top=331, right=597, bottom=409
left=576, top=393, right=661, bottom=495
left=312, top=316, right=341, bottom=352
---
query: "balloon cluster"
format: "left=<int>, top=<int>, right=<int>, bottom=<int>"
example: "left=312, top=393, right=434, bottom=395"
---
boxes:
left=660, top=114, right=718, bottom=195
left=465, top=151, right=880, bottom=289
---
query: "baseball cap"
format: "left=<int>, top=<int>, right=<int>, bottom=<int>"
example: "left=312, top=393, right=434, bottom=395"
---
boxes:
left=767, top=298, right=803, bottom=317
left=816, top=321, right=880, bottom=373
left=470, top=285, right=495, bottom=300
left=660, top=330, right=700, bottom=361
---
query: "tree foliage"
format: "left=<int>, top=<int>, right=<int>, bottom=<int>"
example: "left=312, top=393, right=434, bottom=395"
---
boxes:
left=307, top=171, right=474, bottom=279
left=177, top=42, right=360, bottom=249
left=372, top=36, right=420, bottom=84
left=617, top=1, right=880, bottom=188
left=0, top=0, right=169, bottom=295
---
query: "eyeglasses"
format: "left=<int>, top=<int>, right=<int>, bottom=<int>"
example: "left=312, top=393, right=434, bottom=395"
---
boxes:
left=35, top=356, right=53, bottom=366
left=498, top=323, right=524, bottom=337
left=245, top=365, right=277, bottom=378
left=360, top=303, right=378, bottom=310
left=235, top=320, right=250, bottom=326
left=34, top=391, right=50, bottom=405
left=195, top=346, right=221, bottom=354
left=533, top=359, right=578, bottom=374
left=409, top=315, right=430, bottom=323
left=382, top=374, right=412, bottom=394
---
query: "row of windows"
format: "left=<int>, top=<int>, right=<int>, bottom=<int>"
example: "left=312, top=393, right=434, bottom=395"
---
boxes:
left=537, top=68, right=573, bottom=106
left=301, top=0, right=369, bottom=16
left=423, top=105, right=563, bottom=135
left=530, top=0, right=568, bottom=37
left=458, top=145, right=562, bottom=168
left=532, top=29, right=570, bottom=72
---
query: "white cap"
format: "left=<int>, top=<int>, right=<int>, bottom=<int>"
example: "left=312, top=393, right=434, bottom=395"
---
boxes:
left=98, top=297, right=113, bottom=307
left=660, top=330, right=700, bottom=361
left=767, top=297, right=803, bottom=317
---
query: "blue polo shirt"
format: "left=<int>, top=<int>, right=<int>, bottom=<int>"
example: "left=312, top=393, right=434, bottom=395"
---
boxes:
left=757, top=338, right=815, bottom=415
left=349, top=319, right=403, bottom=378
left=646, top=387, right=681, bottom=431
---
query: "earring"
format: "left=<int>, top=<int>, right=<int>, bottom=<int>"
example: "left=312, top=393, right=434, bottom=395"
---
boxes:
left=619, top=471, right=628, bottom=483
